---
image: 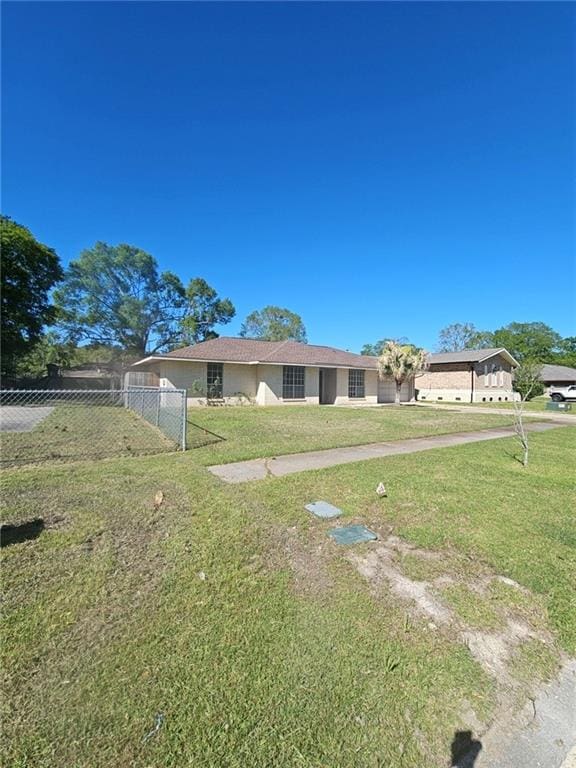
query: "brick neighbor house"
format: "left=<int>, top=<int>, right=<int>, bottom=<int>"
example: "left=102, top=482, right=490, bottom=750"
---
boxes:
left=416, top=348, right=519, bottom=403
left=538, top=364, right=576, bottom=391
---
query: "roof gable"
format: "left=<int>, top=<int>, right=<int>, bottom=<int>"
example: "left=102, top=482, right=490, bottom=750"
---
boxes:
left=428, top=348, right=518, bottom=367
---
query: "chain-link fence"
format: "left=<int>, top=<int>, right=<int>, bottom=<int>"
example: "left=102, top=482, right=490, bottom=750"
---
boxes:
left=0, top=388, right=187, bottom=467
left=124, top=386, right=186, bottom=446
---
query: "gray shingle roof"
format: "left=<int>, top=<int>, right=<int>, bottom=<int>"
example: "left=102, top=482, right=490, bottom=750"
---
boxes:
left=157, top=337, right=379, bottom=369
left=428, top=348, right=517, bottom=365
left=539, top=364, right=576, bottom=382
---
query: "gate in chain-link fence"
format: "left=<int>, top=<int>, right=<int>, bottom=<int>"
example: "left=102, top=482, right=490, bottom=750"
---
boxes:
left=0, top=388, right=187, bottom=467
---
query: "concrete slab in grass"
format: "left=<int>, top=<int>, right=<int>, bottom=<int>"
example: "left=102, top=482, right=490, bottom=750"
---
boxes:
left=328, top=525, right=377, bottom=545
left=305, top=501, right=343, bottom=519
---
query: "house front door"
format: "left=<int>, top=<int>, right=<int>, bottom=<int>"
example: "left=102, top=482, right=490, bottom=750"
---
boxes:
left=319, top=368, right=336, bottom=404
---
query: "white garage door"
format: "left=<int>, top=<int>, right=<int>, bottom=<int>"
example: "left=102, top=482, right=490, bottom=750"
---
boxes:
left=378, top=378, right=413, bottom=403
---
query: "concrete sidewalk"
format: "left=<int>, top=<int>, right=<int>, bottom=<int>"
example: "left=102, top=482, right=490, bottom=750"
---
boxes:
left=208, top=422, right=562, bottom=483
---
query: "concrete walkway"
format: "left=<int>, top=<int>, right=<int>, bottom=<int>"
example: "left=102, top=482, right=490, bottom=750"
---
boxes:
left=208, top=422, right=561, bottom=483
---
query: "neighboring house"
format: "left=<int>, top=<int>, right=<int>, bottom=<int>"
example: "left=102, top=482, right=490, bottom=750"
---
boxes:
left=8, top=363, right=123, bottom=391
left=46, top=363, right=123, bottom=390
left=129, top=337, right=415, bottom=406
left=416, top=348, right=519, bottom=403
left=539, top=364, right=576, bottom=391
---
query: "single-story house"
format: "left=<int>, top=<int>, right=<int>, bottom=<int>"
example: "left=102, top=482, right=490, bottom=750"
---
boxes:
left=539, top=364, right=576, bottom=390
left=129, top=337, right=415, bottom=406
left=416, top=348, right=519, bottom=403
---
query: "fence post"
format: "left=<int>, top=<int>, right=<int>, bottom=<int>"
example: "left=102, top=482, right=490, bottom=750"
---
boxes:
left=155, top=390, right=161, bottom=426
left=140, top=390, right=145, bottom=416
left=180, top=389, right=187, bottom=451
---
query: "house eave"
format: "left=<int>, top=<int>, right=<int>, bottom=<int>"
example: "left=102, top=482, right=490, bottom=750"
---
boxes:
left=131, top=356, right=376, bottom=371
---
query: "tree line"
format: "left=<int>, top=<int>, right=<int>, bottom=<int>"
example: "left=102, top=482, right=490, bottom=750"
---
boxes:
left=0, top=216, right=307, bottom=378
left=435, top=321, right=575, bottom=367
left=361, top=322, right=575, bottom=369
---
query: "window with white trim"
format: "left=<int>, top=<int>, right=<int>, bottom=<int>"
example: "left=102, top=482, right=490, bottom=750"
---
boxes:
left=484, top=364, right=489, bottom=386
left=282, top=366, right=305, bottom=399
left=348, top=369, right=365, bottom=398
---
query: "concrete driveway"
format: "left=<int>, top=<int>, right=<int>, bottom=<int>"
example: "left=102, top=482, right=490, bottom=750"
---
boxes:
left=0, top=406, right=54, bottom=433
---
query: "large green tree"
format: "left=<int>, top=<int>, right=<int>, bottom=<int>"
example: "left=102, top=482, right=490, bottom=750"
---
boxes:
left=490, top=322, right=562, bottom=363
left=239, top=306, right=307, bottom=342
left=180, top=278, right=235, bottom=346
left=552, top=336, right=576, bottom=369
left=361, top=337, right=410, bottom=356
left=54, top=242, right=234, bottom=356
left=1, top=216, right=63, bottom=377
left=436, top=320, right=570, bottom=363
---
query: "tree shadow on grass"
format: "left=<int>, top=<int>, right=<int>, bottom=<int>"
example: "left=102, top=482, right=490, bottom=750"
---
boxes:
left=1, top=518, right=45, bottom=548
left=450, top=730, right=482, bottom=767
left=502, top=446, right=525, bottom=467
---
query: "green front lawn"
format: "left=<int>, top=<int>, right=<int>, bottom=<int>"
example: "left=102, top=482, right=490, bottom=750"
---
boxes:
left=1, top=405, right=176, bottom=467
left=427, top=397, right=575, bottom=415
left=2, top=424, right=574, bottom=768
left=186, top=404, right=539, bottom=464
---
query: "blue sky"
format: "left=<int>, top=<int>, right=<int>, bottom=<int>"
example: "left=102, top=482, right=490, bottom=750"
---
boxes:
left=2, top=1, right=574, bottom=352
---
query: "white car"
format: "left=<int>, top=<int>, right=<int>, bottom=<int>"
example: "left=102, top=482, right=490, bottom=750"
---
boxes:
left=549, top=385, right=576, bottom=402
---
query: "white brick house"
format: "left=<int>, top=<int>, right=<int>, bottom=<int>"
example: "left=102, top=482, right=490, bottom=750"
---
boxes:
left=129, top=337, right=415, bottom=406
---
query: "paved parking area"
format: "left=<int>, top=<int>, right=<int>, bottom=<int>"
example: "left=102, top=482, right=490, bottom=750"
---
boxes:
left=0, top=406, right=54, bottom=433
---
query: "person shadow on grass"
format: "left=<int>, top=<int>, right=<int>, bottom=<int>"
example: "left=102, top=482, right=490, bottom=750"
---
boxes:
left=451, top=730, right=482, bottom=767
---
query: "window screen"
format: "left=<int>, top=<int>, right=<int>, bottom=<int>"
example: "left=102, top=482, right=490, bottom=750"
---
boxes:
left=282, top=366, right=305, bottom=399
left=348, top=369, right=365, bottom=398
left=207, top=363, right=223, bottom=398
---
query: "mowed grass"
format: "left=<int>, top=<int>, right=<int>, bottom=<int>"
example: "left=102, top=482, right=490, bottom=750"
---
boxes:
left=1, top=424, right=574, bottom=768
left=437, top=397, right=576, bottom=415
left=185, top=404, right=537, bottom=464
left=250, top=427, right=576, bottom=654
left=1, top=405, right=176, bottom=466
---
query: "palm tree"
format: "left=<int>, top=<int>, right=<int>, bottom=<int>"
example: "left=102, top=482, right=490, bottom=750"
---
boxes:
left=378, top=341, right=428, bottom=404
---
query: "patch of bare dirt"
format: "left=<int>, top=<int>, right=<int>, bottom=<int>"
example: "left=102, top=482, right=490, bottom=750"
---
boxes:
left=265, top=524, right=334, bottom=597
left=350, top=546, right=452, bottom=624
left=347, top=537, right=554, bottom=685
left=346, top=535, right=572, bottom=765
left=461, top=619, right=533, bottom=679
